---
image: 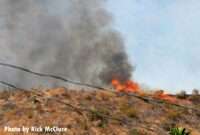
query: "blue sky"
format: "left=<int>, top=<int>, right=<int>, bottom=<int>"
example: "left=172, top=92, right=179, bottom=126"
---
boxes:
left=107, top=0, right=200, bottom=93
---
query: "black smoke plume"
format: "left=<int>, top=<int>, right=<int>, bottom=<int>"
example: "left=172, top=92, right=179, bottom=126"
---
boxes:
left=0, top=0, right=133, bottom=88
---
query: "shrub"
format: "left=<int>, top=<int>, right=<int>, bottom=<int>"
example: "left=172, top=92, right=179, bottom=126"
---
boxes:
left=2, top=103, right=17, bottom=111
left=124, top=107, right=139, bottom=119
left=118, top=100, right=139, bottom=119
left=119, top=99, right=129, bottom=109
left=98, top=120, right=104, bottom=128
left=161, top=120, right=176, bottom=131
left=0, top=90, right=10, bottom=101
left=192, top=89, right=199, bottom=95
left=129, top=128, right=148, bottom=135
left=30, top=96, right=40, bottom=104
left=83, top=93, right=92, bottom=101
left=97, top=93, right=109, bottom=101
left=169, top=126, right=190, bottom=135
left=5, top=108, right=18, bottom=119
left=16, top=90, right=28, bottom=99
left=166, top=107, right=182, bottom=121
left=96, top=107, right=110, bottom=116
left=194, top=104, right=200, bottom=118
left=44, top=99, right=54, bottom=108
left=90, top=106, right=110, bottom=128
left=90, top=106, right=110, bottom=121
left=189, top=89, right=200, bottom=104
left=25, top=110, right=34, bottom=119
left=176, top=91, right=187, bottom=99
left=76, top=117, right=89, bottom=130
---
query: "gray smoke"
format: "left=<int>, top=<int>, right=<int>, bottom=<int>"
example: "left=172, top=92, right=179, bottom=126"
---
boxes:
left=0, top=0, right=133, bottom=88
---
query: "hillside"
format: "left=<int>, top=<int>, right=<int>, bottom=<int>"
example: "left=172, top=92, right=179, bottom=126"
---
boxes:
left=0, top=87, right=200, bottom=135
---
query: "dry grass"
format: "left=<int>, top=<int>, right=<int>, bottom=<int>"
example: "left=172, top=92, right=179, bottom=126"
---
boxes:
left=0, top=90, right=10, bottom=100
left=129, top=128, right=148, bottom=135
left=0, top=87, right=199, bottom=135
left=165, top=107, right=182, bottom=121
left=25, top=110, right=34, bottom=119
left=124, top=107, right=139, bottom=119
left=189, top=89, right=200, bottom=105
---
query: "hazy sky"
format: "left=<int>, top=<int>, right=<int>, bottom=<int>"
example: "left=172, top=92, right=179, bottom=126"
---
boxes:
left=107, top=0, right=200, bottom=93
left=1, top=0, right=199, bottom=93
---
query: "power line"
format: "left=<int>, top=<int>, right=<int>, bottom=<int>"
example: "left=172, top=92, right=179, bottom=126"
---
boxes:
left=0, top=81, right=161, bottom=134
left=0, top=62, right=107, bottom=90
left=0, top=62, right=199, bottom=112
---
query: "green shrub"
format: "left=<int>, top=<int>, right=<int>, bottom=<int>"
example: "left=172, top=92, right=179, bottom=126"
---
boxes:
left=98, top=120, right=104, bottom=128
left=169, top=126, right=190, bottom=135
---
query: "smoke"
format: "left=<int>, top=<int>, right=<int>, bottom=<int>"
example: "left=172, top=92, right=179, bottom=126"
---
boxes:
left=0, top=0, right=133, bottom=88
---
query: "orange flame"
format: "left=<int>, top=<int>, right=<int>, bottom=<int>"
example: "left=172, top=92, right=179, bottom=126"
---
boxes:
left=153, top=91, right=177, bottom=103
left=112, top=79, right=178, bottom=103
left=112, top=79, right=145, bottom=95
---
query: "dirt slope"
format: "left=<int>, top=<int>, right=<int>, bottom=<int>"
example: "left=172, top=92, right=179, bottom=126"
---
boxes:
left=0, top=87, right=199, bottom=135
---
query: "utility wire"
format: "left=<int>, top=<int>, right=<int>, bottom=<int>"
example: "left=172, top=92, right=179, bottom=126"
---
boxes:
left=0, top=81, right=160, bottom=134
left=0, top=62, right=199, bottom=112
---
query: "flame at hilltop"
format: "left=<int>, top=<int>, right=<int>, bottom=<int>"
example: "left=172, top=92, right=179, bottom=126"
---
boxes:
left=112, top=79, right=145, bottom=95
left=112, top=79, right=178, bottom=103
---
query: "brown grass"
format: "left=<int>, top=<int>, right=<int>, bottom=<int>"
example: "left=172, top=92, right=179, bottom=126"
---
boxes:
left=0, top=87, right=199, bottom=135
